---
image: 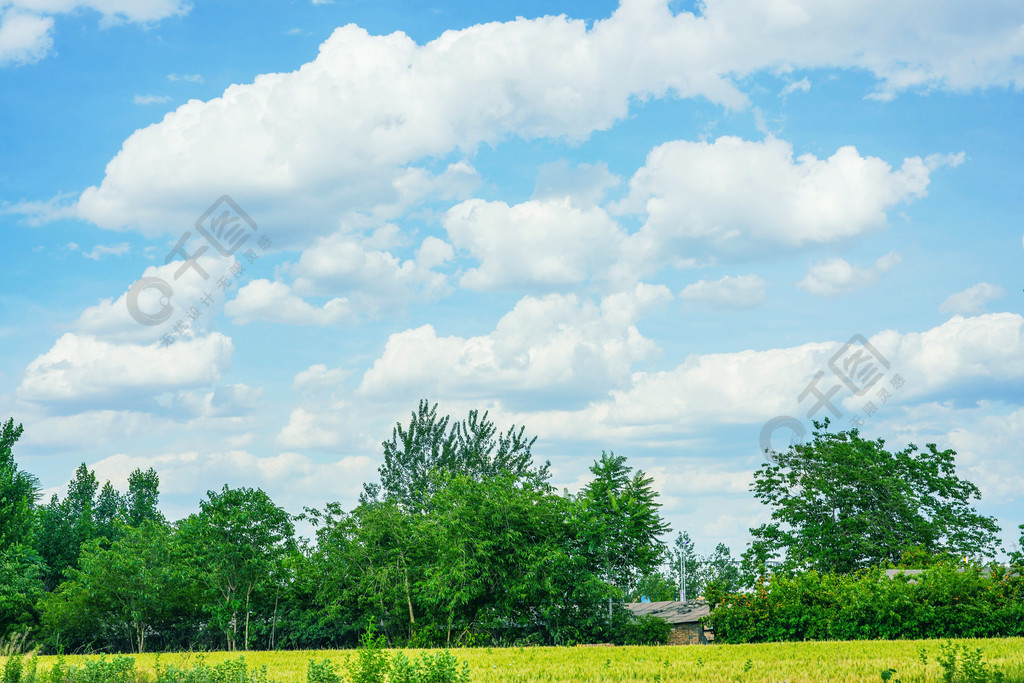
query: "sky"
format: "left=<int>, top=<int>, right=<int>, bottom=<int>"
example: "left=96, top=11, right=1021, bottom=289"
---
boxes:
left=2, top=0, right=1023, bottom=560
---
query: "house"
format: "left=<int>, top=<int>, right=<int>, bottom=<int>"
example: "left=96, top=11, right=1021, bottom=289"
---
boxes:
left=624, top=600, right=713, bottom=645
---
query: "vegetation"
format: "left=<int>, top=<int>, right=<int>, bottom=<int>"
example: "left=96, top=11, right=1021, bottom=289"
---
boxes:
left=1, top=405, right=1022, bottom=660
left=744, top=420, right=1001, bottom=578
left=3, top=639, right=1024, bottom=682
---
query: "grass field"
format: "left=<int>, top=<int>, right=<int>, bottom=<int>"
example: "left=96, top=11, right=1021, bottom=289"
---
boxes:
left=5, top=638, right=1024, bottom=683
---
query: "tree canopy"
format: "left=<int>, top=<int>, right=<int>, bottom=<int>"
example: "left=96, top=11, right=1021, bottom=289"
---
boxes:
left=746, top=420, right=1001, bottom=576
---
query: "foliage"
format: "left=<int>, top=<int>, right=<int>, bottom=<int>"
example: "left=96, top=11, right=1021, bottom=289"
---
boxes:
left=363, top=400, right=547, bottom=513
left=706, top=562, right=1024, bottom=644
left=574, top=452, right=669, bottom=598
left=616, top=614, right=671, bottom=646
left=347, top=620, right=390, bottom=683
left=747, top=420, right=1001, bottom=577
left=0, top=419, right=38, bottom=554
left=177, top=486, right=295, bottom=651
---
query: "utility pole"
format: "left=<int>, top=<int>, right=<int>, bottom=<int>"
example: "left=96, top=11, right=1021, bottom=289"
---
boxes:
left=679, top=539, right=690, bottom=603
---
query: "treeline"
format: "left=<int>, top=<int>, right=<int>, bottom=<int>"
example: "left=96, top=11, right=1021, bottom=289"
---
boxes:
left=1, top=402, right=729, bottom=653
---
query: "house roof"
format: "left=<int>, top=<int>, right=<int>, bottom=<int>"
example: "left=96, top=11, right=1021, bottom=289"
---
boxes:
left=624, top=600, right=710, bottom=624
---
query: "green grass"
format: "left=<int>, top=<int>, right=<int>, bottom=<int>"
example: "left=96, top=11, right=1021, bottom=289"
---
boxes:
left=5, top=638, right=1024, bottom=682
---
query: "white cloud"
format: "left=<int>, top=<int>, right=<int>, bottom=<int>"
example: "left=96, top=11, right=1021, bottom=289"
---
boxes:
left=443, top=197, right=626, bottom=290
left=86, top=449, right=376, bottom=512
left=940, top=282, right=1004, bottom=315
left=167, top=72, right=202, bottom=83
left=616, top=137, right=951, bottom=267
left=779, top=77, right=811, bottom=97
left=225, top=279, right=351, bottom=325
left=485, top=312, right=1024, bottom=446
left=288, top=232, right=450, bottom=312
left=133, top=94, right=171, bottom=105
left=1, top=0, right=189, bottom=66
left=293, top=363, right=350, bottom=394
left=679, top=274, right=765, bottom=308
left=18, top=332, right=233, bottom=407
left=74, top=255, right=234, bottom=342
left=69, top=0, right=1016, bottom=237
left=0, top=10, right=52, bottom=66
left=798, top=251, right=901, bottom=296
left=357, top=283, right=672, bottom=405
left=82, top=242, right=131, bottom=259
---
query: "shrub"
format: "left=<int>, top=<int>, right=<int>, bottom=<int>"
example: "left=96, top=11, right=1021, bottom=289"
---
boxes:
left=617, top=615, right=671, bottom=645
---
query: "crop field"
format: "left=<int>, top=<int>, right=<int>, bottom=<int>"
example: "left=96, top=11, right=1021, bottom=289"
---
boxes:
left=6, top=638, right=1024, bottom=683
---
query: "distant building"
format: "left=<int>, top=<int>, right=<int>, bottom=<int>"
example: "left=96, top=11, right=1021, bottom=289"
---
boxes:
left=624, top=600, right=713, bottom=645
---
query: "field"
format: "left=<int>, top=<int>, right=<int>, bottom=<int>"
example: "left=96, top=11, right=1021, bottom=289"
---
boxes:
left=6, top=638, right=1024, bottom=683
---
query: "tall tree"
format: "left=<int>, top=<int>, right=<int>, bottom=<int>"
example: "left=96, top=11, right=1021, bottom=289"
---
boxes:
left=363, top=400, right=548, bottom=512
left=0, top=419, right=44, bottom=642
left=747, top=420, right=1001, bottom=575
left=0, top=419, right=38, bottom=552
left=574, top=452, right=669, bottom=601
left=178, top=485, right=295, bottom=650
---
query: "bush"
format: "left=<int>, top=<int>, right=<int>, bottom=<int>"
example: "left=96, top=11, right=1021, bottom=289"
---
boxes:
left=617, top=614, right=671, bottom=645
left=706, top=562, right=1024, bottom=644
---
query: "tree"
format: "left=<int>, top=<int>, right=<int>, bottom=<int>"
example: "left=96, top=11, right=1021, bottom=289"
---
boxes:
left=746, top=421, right=1001, bottom=575
left=178, top=486, right=295, bottom=650
left=697, top=543, right=740, bottom=603
left=40, top=521, right=189, bottom=653
left=0, top=418, right=39, bottom=552
left=574, top=452, right=669, bottom=602
left=363, top=400, right=548, bottom=512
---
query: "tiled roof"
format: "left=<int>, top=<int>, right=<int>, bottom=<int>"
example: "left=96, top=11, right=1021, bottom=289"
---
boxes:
left=623, top=600, right=710, bottom=624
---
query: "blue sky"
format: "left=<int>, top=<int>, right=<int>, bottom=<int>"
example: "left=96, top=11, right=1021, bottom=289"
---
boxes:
left=2, top=0, right=1023, bottom=559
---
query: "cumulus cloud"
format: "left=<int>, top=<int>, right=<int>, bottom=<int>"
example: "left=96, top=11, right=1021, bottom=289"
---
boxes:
left=798, top=251, right=902, bottom=296
left=357, top=283, right=673, bottom=406
left=443, top=197, right=626, bottom=290
left=679, top=274, right=766, bottom=308
left=287, top=232, right=451, bottom=313
left=939, top=282, right=1004, bottom=315
left=68, top=0, right=1016, bottom=238
left=18, top=332, right=233, bottom=407
left=481, top=312, right=1024, bottom=446
left=74, top=255, right=235, bottom=342
left=616, top=137, right=956, bottom=267
left=225, top=279, right=351, bottom=325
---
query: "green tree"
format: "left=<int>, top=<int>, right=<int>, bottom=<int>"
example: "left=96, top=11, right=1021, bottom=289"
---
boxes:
left=747, top=421, right=1001, bottom=575
left=363, top=400, right=548, bottom=512
left=697, top=542, right=740, bottom=603
left=40, top=521, right=189, bottom=653
left=0, top=419, right=44, bottom=643
left=178, top=485, right=295, bottom=650
left=0, top=419, right=38, bottom=552
left=574, top=452, right=669, bottom=605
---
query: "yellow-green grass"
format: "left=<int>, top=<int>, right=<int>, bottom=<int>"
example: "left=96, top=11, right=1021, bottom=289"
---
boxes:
left=5, top=638, right=1024, bottom=682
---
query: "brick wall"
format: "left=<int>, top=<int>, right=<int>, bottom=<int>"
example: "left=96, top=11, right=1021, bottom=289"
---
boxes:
left=667, top=623, right=705, bottom=645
